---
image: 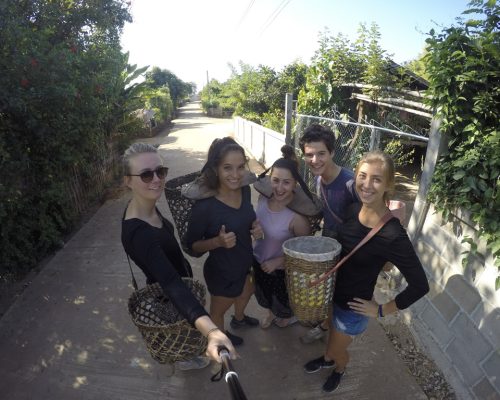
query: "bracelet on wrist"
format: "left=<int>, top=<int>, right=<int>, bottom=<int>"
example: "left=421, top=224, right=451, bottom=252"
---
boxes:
left=378, top=304, right=384, bottom=318
left=205, top=327, right=220, bottom=338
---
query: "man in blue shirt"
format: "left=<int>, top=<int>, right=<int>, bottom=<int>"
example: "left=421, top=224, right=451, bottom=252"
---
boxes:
left=298, top=123, right=359, bottom=343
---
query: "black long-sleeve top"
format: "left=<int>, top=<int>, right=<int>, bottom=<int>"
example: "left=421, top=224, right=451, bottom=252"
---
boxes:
left=334, top=204, right=429, bottom=310
left=121, top=208, right=208, bottom=325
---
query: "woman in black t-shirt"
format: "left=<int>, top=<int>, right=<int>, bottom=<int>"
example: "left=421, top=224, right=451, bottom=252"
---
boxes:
left=185, top=137, right=263, bottom=347
left=303, top=151, right=429, bottom=393
left=121, top=142, right=236, bottom=368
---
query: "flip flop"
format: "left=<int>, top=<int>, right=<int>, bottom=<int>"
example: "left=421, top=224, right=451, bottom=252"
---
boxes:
left=260, top=314, right=276, bottom=329
left=273, top=316, right=298, bottom=328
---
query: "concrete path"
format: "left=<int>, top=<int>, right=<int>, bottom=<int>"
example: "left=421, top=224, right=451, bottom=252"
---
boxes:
left=0, top=102, right=427, bottom=400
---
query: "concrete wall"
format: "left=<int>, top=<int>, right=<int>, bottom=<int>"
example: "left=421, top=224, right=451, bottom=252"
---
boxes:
left=206, top=106, right=233, bottom=118
left=403, top=119, right=500, bottom=400
left=407, top=204, right=499, bottom=399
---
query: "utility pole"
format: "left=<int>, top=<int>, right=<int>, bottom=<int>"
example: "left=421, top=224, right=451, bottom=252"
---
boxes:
left=284, top=93, right=293, bottom=145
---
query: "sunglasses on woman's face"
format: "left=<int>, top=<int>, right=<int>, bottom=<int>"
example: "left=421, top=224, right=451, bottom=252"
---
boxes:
left=127, top=166, right=169, bottom=183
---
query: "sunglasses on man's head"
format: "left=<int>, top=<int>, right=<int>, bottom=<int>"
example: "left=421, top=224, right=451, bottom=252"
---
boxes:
left=127, top=166, right=169, bottom=183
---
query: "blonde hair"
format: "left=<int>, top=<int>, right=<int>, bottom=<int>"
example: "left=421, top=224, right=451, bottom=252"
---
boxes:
left=122, top=142, right=159, bottom=175
left=354, top=151, right=395, bottom=202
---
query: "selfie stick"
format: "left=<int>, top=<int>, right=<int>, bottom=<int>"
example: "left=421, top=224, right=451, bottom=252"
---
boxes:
left=218, top=347, right=248, bottom=400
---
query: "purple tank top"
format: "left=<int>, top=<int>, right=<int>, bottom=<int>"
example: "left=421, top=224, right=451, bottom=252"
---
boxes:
left=254, top=196, right=295, bottom=264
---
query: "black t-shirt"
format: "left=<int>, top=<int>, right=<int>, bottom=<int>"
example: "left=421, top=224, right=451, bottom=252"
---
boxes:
left=122, top=208, right=208, bottom=325
left=334, top=203, right=429, bottom=310
left=185, top=185, right=256, bottom=296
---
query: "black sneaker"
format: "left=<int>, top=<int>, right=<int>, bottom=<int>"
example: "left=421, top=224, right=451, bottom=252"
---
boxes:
left=303, top=356, right=335, bottom=373
left=225, top=331, right=244, bottom=346
left=230, top=315, right=259, bottom=329
left=322, top=370, right=344, bottom=393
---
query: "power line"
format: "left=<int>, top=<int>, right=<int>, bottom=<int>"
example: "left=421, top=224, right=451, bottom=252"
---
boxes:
left=236, top=0, right=256, bottom=31
left=259, top=0, right=287, bottom=33
left=258, top=0, right=291, bottom=37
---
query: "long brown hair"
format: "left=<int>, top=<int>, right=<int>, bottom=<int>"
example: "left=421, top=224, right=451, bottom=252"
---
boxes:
left=201, top=137, right=247, bottom=190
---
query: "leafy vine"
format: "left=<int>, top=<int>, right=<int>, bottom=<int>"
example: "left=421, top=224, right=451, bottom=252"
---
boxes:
left=424, top=0, right=500, bottom=288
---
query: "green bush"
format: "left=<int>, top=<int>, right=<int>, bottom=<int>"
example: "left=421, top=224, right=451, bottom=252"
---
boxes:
left=262, top=110, right=285, bottom=133
left=424, top=0, right=500, bottom=287
left=146, top=87, right=174, bottom=124
left=0, top=0, right=132, bottom=279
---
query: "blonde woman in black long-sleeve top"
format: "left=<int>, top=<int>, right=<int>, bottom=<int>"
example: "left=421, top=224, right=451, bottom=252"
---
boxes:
left=121, top=142, right=236, bottom=370
left=304, top=151, right=429, bottom=393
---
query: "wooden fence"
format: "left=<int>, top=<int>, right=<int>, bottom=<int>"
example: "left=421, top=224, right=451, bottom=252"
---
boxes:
left=65, top=140, right=122, bottom=216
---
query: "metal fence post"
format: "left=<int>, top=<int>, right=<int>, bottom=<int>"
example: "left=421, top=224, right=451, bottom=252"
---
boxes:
left=407, top=116, right=443, bottom=242
left=369, top=127, right=380, bottom=150
left=284, top=93, right=293, bottom=145
left=262, top=127, right=266, bottom=165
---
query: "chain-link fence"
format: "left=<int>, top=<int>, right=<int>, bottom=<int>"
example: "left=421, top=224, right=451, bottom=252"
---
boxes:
left=292, top=113, right=429, bottom=191
left=293, top=114, right=371, bottom=191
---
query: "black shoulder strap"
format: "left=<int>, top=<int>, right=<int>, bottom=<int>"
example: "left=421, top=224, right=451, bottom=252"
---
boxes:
left=242, top=184, right=251, bottom=202
left=122, top=202, right=138, bottom=291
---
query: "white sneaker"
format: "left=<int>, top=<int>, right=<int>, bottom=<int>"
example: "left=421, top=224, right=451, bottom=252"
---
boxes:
left=175, top=356, right=210, bottom=371
left=300, top=325, right=327, bottom=344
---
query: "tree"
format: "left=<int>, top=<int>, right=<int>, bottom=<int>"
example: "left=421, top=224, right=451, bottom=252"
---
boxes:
left=298, top=30, right=365, bottom=116
left=145, top=67, right=192, bottom=107
left=0, top=0, right=132, bottom=277
left=104, top=54, right=149, bottom=136
left=404, top=50, right=430, bottom=81
left=358, top=23, right=396, bottom=99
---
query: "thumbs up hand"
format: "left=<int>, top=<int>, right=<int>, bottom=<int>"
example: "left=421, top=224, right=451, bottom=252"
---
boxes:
left=216, top=225, right=236, bottom=249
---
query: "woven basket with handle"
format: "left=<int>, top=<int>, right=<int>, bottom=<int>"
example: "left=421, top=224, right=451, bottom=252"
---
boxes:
left=283, top=236, right=341, bottom=326
left=128, top=278, right=207, bottom=364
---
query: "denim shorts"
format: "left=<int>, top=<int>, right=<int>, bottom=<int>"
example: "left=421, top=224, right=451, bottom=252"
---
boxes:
left=331, top=303, right=369, bottom=336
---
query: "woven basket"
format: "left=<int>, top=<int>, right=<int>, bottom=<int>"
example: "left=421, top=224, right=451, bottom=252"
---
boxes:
left=283, top=236, right=341, bottom=325
left=164, top=172, right=199, bottom=253
left=128, top=278, right=207, bottom=364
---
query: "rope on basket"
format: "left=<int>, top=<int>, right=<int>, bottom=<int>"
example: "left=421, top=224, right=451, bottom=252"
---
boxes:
left=164, top=171, right=200, bottom=255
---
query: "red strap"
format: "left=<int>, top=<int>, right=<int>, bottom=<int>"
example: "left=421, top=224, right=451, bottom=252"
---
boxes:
left=308, top=211, right=394, bottom=287
left=319, top=178, right=344, bottom=225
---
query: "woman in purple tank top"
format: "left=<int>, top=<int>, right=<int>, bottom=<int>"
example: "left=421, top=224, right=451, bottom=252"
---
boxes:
left=253, top=145, right=322, bottom=328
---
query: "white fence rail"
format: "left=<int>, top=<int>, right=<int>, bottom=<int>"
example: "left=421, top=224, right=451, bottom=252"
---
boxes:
left=234, top=117, right=285, bottom=168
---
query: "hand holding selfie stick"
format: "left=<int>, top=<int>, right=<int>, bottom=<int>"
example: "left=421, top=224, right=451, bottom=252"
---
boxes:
left=218, top=346, right=248, bottom=400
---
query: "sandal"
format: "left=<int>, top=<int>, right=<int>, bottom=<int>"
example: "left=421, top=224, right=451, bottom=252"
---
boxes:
left=273, top=316, right=298, bottom=328
left=260, top=314, right=276, bottom=329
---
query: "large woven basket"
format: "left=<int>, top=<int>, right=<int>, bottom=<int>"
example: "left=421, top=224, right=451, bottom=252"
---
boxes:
left=283, top=237, right=341, bottom=325
left=164, top=172, right=199, bottom=253
left=128, top=278, right=207, bottom=364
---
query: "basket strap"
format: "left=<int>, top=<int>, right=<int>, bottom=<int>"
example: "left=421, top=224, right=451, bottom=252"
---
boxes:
left=308, top=211, right=394, bottom=287
left=122, top=203, right=139, bottom=291
left=318, top=177, right=344, bottom=225
left=126, top=254, right=139, bottom=291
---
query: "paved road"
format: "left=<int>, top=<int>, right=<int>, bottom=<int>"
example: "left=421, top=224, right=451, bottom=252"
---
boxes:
left=0, top=102, right=426, bottom=400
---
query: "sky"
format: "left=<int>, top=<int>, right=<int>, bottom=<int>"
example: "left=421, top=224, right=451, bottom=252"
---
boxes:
left=120, top=0, right=472, bottom=91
